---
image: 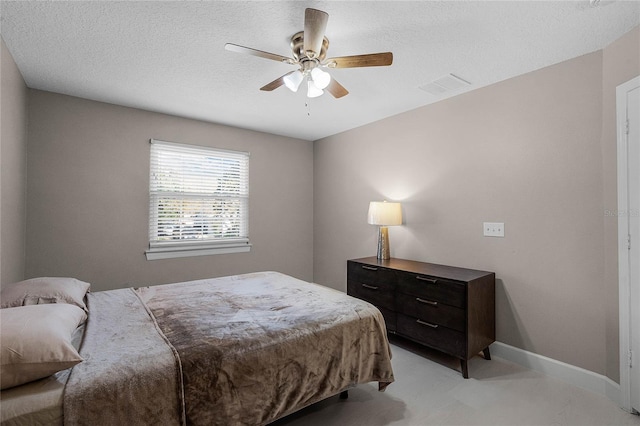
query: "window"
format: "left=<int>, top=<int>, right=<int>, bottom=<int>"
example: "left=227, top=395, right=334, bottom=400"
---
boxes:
left=145, top=139, right=250, bottom=260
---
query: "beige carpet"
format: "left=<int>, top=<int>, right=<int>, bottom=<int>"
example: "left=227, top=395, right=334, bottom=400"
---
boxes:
left=273, top=336, right=640, bottom=426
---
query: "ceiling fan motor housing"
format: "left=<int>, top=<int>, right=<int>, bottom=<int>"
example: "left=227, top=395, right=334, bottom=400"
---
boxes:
left=290, top=31, right=329, bottom=62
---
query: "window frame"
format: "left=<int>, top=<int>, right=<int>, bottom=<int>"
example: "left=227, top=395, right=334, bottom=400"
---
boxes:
left=145, top=139, right=251, bottom=260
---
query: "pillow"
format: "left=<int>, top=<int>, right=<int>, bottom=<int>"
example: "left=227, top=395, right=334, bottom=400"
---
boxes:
left=1, top=277, right=90, bottom=312
left=0, top=304, right=86, bottom=389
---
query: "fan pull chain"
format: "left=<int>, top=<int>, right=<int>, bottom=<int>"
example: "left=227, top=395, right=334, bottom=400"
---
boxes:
left=306, top=100, right=311, bottom=116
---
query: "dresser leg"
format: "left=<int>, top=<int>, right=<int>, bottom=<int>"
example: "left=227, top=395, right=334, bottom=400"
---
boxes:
left=460, top=360, right=469, bottom=379
left=482, top=347, right=491, bottom=360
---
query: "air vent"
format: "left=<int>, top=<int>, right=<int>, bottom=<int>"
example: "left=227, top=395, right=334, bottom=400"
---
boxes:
left=419, top=74, right=471, bottom=96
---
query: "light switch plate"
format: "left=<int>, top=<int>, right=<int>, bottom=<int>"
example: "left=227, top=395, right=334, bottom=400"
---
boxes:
left=483, top=222, right=504, bottom=237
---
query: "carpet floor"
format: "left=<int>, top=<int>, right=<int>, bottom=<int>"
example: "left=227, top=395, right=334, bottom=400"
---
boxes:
left=273, top=336, right=640, bottom=426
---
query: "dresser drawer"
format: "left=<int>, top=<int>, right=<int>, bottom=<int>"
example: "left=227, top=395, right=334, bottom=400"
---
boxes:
left=396, top=271, right=465, bottom=308
left=397, top=313, right=465, bottom=357
left=396, top=292, right=465, bottom=332
left=347, top=278, right=395, bottom=311
left=377, top=306, right=397, bottom=332
left=347, top=261, right=396, bottom=287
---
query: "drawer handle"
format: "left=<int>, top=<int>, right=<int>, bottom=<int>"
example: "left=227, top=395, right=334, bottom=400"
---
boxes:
left=362, top=265, right=378, bottom=271
left=416, top=276, right=438, bottom=284
left=416, top=319, right=439, bottom=328
left=362, top=284, right=379, bottom=290
left=416, top=297, right=438, bottom=306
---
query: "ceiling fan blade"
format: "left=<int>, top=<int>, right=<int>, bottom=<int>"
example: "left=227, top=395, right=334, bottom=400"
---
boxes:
left=225, top=43, right=294, bottom=64
left=260, top=71, right=297, bottom=91
left=325, top=78, right=349, bottom=99
left=303, top=8, right=329, bottom=59
left=324, top=52, right=393, bottom=69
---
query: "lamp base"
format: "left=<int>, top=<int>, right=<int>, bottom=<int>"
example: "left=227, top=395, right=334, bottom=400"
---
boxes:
left=377, top=226, right=390, bottom=260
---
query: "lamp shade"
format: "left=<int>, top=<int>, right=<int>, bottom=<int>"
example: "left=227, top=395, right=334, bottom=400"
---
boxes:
left=307, top=80, right=324, bottom=98
left=367, top=201, right=402, bottom=226
left=283, top=70, right=303, bottom=92
left=311, top=67, right=331, bottom=89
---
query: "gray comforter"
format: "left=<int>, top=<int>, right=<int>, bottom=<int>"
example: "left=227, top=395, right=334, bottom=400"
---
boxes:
left=64, top=272, right=394, bottom=425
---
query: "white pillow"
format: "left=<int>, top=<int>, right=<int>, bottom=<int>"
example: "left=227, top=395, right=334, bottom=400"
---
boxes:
left=1, top=277, right=90, bottom=312
left=0, top=304, right=86, bottom=389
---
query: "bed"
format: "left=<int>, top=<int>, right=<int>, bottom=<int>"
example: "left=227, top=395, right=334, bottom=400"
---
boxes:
left=0, top=271, right=394, bottom=425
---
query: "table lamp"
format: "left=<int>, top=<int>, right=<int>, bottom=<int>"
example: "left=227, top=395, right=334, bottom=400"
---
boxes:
left=367, top=201, right=402, bottom=260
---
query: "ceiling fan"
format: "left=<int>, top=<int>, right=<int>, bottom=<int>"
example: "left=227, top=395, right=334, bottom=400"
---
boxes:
left=225, top=8, right=393, bottom=99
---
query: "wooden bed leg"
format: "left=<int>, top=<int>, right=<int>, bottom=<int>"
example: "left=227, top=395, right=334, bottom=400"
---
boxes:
left=339, top=390, right=349, bottom=399
left=482, top=347, right=491, bottom=360
left=460, top=360, right=469, bottom=379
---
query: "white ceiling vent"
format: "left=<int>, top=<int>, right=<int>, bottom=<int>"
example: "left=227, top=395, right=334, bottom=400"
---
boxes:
left=419, top=74, right=471, bottom=97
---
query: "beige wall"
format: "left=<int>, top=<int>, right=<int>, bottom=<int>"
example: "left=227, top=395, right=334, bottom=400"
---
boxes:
left=314, top=49, right=610, bottom=374
left=0, top=38, right=28, bottom=285
left=26, top=91, right=314, bottom=292
left=601, top=27, right=640, bottom=383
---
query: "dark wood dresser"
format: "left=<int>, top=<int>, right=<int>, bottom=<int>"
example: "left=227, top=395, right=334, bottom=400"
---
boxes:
left=347, top=257, right=495, bottom=378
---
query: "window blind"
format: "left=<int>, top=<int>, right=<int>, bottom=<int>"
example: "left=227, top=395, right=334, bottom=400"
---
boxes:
left=148, top=139, right=249, bottom=257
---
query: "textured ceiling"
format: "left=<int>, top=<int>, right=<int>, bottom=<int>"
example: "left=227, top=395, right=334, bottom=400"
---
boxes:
left=1, top=1, right=638, bottom=141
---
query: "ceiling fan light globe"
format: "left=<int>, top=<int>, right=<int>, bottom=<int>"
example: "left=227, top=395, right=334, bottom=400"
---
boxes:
left=307, top=80, right=324, bottom=98
left=283, top=70, right=303, bottom=92
left=311, top=68, right=331, bottom=89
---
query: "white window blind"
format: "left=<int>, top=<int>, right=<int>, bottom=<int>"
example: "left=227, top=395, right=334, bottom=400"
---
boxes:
left=146, top=139, right=250, bottom=260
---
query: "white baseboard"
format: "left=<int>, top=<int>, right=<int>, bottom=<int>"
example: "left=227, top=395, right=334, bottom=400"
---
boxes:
left=490, top=341, right=620, bottom=405
left=605, top=376, right=622, bottom=406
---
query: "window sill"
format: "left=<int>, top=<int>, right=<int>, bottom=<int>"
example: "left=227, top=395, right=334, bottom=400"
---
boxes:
left=145, top=241, right=251, bottom=260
